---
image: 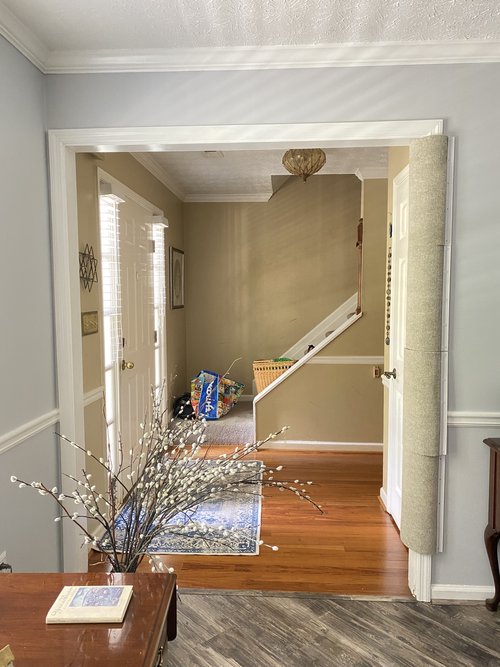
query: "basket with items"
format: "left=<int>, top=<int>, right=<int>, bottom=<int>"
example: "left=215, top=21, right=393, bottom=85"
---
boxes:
left=252, top=358, right=297, bottom=393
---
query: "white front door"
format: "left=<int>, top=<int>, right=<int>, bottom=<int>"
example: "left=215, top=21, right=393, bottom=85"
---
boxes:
left=386, top=165, right=409, bottom=528
left=119, top=197, right=156, bottom=468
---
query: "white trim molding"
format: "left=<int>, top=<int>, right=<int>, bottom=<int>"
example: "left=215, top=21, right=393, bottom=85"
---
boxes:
left=45, top=41, right=500, bottom=73
left=3, top=26, right=500, bottom=73
left=431, top=584, right=495, bottom=602
left=48, top=118, right=444, bottom=581
left=447, top=412, right=500, bottom=427
left=48, top=121, right=444, bottom=153
left=379, top=487, right=388, bottom=512
left=132, top=155, right=273, bottom=202
left=308, top=355, right=384, bottom=365
left=132, top=154, right=185, bottom=201
left=255, top=312, right=363, bottom=404
left=83, top=386, right=105, bottom=408
left=263, top=440, right=383, bottom=452
left=408, top=550, right=432, bottom=602
left=0, top=2, right=48, bottom=72
left=282, top=293, right=358, bottom=359
left=0, top=410, right=59, bottom=456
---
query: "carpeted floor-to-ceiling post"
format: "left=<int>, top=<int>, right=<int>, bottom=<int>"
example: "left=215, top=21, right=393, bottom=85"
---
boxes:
left=400, top=135, right=448, bottom=554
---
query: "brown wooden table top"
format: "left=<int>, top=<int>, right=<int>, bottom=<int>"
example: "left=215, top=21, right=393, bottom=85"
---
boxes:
left=0, top=572, right=176, bottom=667
left=484, top=438, right=500, bottom=453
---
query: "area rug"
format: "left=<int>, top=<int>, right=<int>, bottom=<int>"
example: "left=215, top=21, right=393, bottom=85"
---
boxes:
left=101, top=461, right=262, bottom=556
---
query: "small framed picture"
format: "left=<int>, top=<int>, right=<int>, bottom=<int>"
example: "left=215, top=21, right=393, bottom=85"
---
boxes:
left=81, top=311, right=99, bottom=336
left=170, top=247, right=184, bottom=309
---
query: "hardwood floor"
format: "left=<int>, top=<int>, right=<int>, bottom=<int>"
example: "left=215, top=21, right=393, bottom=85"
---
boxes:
left=167, top=593, right=500, bottom=667
left=91, top=450, right=410, bottom=597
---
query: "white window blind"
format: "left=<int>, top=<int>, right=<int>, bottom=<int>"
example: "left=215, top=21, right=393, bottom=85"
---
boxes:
left=99, top=194, right=123, bottom=366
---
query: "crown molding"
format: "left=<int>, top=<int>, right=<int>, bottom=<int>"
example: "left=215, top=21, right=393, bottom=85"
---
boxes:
left=43, top=41, right=500, bottom=73
left=354, top=166, right=388, bottom=180
left=2, top=12, right=500, bottom=75
left=0, top=3, right=48, bottom=71
left=131, top=154, right=185, bottom=201
left=132, top=154, right=271, bottom=202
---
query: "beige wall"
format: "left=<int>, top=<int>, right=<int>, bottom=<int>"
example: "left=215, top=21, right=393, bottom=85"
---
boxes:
left=382, top=148, right=410, bottom=491
left=319, top=179, right=388, bottom=356
left=256, top=178, right=387, bottom=442
left=184, top=175, right=360, bottom=390
left=76, top=153, right=186, bottom=466
left=257, top=364, right=383, bottom=442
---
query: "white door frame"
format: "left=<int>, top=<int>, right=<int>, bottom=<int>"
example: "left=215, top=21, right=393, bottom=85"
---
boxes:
left=48, top=120, right=447, bottom=601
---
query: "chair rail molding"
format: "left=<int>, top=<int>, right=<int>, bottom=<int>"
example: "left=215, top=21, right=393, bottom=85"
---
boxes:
left=308, top=355, right=384, bottom=365
left=0, top=410, right=59, bottom=456
left=83, top=386, right=105, bottom=408
left=447, top=412, right=500, bottom=427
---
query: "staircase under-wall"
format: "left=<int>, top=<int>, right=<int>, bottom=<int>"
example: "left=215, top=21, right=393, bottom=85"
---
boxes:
left=252, top=293, right=364, bottom=439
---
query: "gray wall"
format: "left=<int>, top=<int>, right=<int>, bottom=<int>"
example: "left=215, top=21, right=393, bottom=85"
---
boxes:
left=2, top=49, right=499, bottom=585
left=45, top=64, right=500, bottom=589
left=0, top=36, right=61, bottom=571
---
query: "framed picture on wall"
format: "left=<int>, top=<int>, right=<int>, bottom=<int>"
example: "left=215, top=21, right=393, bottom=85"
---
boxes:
left=170, top=247, right=184, bottom=309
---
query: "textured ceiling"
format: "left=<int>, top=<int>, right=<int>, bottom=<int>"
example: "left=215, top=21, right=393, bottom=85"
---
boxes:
left=133, top=147, right=388, bottom=200
left=3, top=0, right=500, bottom=51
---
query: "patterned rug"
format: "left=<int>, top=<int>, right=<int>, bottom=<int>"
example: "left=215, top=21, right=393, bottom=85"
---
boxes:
left=102, top=461, right=262, bottom=556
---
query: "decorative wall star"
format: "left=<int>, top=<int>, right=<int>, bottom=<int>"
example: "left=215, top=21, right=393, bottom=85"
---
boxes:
left=79, top=244, right=98, bottom=292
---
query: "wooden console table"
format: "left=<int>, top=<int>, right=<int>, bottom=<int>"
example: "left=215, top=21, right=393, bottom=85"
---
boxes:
left=484, top=438, right=500, bottom=611
left=0, top=572, right=176, bottom=666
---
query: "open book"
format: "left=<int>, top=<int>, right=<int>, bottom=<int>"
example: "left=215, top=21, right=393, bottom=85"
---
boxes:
left=46, top=585, right=133, bottom=624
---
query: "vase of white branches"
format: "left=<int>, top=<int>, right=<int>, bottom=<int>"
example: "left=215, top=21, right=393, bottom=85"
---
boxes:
left=11, top=389, right=321, bottom=573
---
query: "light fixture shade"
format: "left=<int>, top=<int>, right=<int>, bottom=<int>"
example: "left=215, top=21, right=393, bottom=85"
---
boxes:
left=282, top=148, right=326, bottom=181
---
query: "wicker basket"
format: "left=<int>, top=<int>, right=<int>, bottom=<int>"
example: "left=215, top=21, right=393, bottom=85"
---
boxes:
left=253, top=359, right=297, bottom=393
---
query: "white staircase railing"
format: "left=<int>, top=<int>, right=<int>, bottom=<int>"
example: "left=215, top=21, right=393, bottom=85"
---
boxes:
left=281, top=293, right=358, bottom=359
left=254, top=309, right=362, bottom=409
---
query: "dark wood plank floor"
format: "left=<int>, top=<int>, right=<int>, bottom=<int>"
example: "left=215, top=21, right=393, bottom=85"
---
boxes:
left=168, top=592, right=500, bottom=667
left=90, top=450, right=410, bottom=597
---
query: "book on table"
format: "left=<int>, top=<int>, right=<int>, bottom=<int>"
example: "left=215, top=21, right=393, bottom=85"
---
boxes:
left=45, top=585, right=133, bottom=624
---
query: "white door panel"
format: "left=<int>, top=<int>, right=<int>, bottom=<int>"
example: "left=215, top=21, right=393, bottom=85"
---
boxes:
left=119, top=198, right=155, bottom=468
left=387, top=165, right=409, bottom=529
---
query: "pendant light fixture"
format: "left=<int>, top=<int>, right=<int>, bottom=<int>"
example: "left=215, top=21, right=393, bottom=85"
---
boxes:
left=282, top=148, right=326, bottom=181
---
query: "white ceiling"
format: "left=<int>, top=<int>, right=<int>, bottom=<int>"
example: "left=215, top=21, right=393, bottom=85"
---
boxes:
left=1, top=0, right=500, bottom=72
left=4, top=0, right=500, bottom=51
left=132, top=147, right=388, bottom=202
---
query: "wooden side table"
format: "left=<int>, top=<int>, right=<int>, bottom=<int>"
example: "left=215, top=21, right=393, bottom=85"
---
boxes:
left=484, top=438, right=500, bottom=611
left=0, top=572, right=176, bottom=666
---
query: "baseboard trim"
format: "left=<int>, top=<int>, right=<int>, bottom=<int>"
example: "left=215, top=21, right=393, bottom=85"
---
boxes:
left=431, top=584, right=495, bottom=601
left=262, top=440, right=383, bottom=452
left=0, top=409, right=60, bottom=456
left=379, top=487, right=388, bottom=511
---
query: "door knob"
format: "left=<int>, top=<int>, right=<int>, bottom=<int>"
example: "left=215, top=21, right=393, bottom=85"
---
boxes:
left=383, top=368, right=397, bottom=379
left=121, top=360, right=135, bottom=371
